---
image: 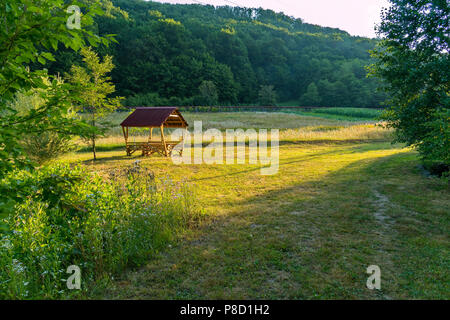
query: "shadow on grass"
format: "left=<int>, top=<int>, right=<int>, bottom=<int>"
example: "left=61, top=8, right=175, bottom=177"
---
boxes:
left=76, top=144, right=124, bottom=153
left=221, top=152, right=447, bottom=299
left=81, top=154, right=131, bottom=164
left=188, top=146, right=348, bottom=182
left=189, top=142, right=398, bottom=182
left=75, top=138, right=392, bottom=155
left=110, top=151, right=448, bottom=299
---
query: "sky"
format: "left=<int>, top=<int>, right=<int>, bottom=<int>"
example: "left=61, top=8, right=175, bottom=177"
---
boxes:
left=151, top=0, right=391, bottom=38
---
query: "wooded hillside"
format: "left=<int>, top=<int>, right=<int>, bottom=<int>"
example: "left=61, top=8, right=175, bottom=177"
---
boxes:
left=46, top=0, right=388, bottom=107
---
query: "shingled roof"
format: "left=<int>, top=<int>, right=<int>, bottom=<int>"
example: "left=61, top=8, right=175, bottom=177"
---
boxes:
left=120, top=107, right=188, bottom=128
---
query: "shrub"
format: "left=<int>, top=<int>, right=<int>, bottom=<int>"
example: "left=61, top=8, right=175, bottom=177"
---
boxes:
left=258, top=85, right=277, bottom=106
left=0, top=162, right=202, bottom=299
left=418, top=109, right=450, bottom=170
left=124, top=92, right=195, bottom=107
left=8, top=84, right=75, bottom=165
left=198, top=80, right=219, bottom=106
left=125, top=92, right=169, bottom=107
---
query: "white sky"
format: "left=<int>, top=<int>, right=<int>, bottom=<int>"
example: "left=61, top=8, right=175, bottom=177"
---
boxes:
left=150, top=0, right=391, bottom=38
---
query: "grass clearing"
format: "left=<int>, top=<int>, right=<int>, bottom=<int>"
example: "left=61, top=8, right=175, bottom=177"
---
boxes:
left=75, top=112, right=386, bottom=153
left=59, top=111, right=448, bottom=299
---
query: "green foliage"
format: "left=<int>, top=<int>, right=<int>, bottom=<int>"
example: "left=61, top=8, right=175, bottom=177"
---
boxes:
left=369, top=0, right=449, bottom=167
left=124, top=92, right=196, bottom=107
left=46, top=0, right=388, bottom=106
left=0, top=0, right=111, bottom=179
left=125, top=92, right=168, bottom=107
left=198, top=81, right=219, bottom=106
left=0, top=163, right=202, bottom=299
left=258, top=85, right=277, bottom=106
left=67, top=47, right=123, bottom=160
left=8, top=81, right=75, bottom=165
left=300, top=82, right=320, bottom=106
left=420, top=109, right=450, bottom=176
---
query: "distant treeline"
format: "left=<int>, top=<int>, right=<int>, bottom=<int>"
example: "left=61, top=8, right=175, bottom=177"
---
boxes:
left=45, top=0, right=388, bottom=107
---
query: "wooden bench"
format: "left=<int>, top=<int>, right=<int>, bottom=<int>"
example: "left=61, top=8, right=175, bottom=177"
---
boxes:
left=126, top=141, right=183, bottom=157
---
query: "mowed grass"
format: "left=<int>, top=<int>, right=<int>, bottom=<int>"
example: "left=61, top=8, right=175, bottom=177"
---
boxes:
left=65, top=112, right=448, bottom=299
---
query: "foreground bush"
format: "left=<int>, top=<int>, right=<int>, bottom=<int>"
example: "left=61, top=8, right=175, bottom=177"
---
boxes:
left=0, top=162, right=202, bottom=299
left=7, top=82, right=75, bottom=165
left=370, top=0, right=449, bottom=170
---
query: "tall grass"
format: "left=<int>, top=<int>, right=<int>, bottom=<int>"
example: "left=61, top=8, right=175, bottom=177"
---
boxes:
left=281, top=107, right=383, bottom=120
left=84, top=124, right=391, bottom=152
left=281, top=124, right=391, bottom=142
left=310, top=107, right=382, bottom=118
left=0, top=162, right=202, bottom=299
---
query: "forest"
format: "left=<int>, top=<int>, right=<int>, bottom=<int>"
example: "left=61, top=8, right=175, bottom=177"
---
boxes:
left=44, top=0, right=388, bottom=107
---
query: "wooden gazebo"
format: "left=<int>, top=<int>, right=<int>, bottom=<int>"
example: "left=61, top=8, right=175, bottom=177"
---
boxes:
left=120, top=107, right=188, bottom=157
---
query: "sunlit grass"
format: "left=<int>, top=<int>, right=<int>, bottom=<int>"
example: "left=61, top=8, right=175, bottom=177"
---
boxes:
left=99, top=111, right=362, bottom=137
left=56, top=112, right=450, bottom=299
left=281, top=123, right=391, bottom=142
left=76, top=112, right=390, bottom=152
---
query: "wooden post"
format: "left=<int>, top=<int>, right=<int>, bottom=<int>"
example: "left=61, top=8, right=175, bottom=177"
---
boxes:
left=149, top=127, right=153, bottom=142
left=122, top=126, right=129, bottom=156
left=180, top=128, right=186, bottom=156
left=122, top=126, right=127, bottom=143
left=160, top=125, right=168, bottom=157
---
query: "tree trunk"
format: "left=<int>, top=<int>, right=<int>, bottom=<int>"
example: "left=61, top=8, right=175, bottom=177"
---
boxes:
left=92, top=136, right=96, bottom=160
left=92, top=114, right=96, bottom=160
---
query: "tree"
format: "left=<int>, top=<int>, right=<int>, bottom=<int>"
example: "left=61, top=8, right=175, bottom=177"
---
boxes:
left=300, top=82, right=320, bottom=106
left=369, top=0, right=449, bottom=169
left=198, top=80, right=218, bottom=106
left=67, top=47, right=122, bottom=160
left=8, top=78, right=75, bottom=164
left=258, top=85, right=277, bottom=106
left=93, top=1, right=387, bottom=107
left=0, top=0, right=110, bottom=179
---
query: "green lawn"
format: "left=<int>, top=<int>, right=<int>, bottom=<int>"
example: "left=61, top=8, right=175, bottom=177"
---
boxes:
left=280, top=107, right=383, bottom=121
left=63, top=112, right=449, bottom=299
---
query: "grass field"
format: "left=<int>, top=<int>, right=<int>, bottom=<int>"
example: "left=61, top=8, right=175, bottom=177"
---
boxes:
left=280, top=107, right=383, bottom=121
left=62, top=111, right=450, bottom=299
left=77, top=111, right=382, bottom=152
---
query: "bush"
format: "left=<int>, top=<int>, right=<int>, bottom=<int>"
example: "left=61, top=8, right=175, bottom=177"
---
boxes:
left=0, top=162, right=202, bottom=299
left=418, top=109, right=450, bottom=169
left=8, top=85, right=75, bottom=165
left=125, top=92, right=169, bottom=107
left=124, top=92, right=195, bottom=107
left=258, top=85, right=277, bottom=106
left=22, top=133, right=74, bottom=165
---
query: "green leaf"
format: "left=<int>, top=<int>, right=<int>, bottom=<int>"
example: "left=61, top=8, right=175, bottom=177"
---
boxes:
left=27, top=6, right=43, bottom=14
left=41, top=52, right=56, bottom=61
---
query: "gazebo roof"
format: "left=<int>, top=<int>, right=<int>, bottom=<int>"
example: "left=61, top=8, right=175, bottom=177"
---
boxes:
left=120, top=107, right=188, bottom=128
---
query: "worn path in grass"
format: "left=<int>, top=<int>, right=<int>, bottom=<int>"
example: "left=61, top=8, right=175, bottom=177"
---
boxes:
left=77, top=140, right=449, bottom=299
